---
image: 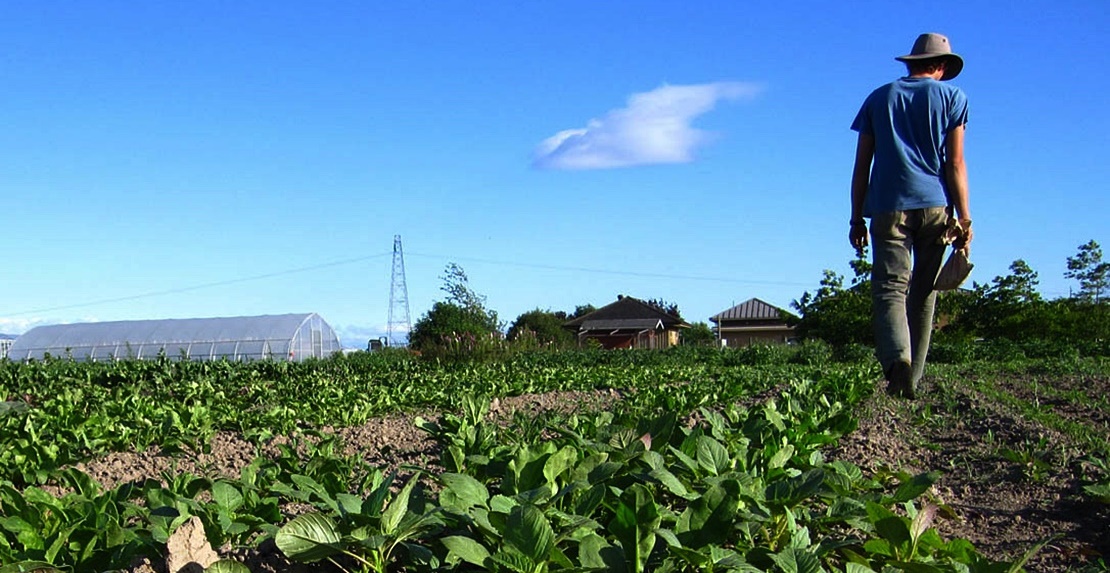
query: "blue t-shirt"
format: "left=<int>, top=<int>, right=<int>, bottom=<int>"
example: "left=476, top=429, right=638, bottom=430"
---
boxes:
left=851, top=77, right=969, bottom=216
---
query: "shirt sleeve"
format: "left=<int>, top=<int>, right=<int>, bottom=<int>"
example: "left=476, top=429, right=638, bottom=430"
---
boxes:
left=948, top=88, right=969, bottom=129
left=850, top=99, right=872, bottom=134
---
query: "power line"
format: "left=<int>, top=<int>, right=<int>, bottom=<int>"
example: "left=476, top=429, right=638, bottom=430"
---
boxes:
left=8, top=252, right=392, bottom=317
left=7, top=248, right=816, bottom=319
left=406, top=252, right=814, bottom=288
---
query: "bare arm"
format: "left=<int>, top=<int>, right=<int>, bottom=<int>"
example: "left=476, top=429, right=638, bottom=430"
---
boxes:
left=945, top=124, right=972, bottom=249
left=849, top=132, right=874, bottom=251
left=945, top=124, right=970, bottom=220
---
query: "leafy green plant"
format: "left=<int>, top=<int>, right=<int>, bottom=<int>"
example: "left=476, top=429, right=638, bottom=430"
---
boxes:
left=439, top=469, right=615, bottom=572
left=416, top=395, right=504, bottom=475
left=0, top=562, right=63, bottom=573
left=833, top=343, right=876, bottom=364
left=207, top=560, right=252, bottom=573
left=790, top=339, right=834, bottom=366
left=865, top=502, right=940, bottom=562
left=198, top=479, right=282, bottom=546
left=1080, top=453, right=1110, bottom=504
left=0, top=469, right=156, bottom=570
left=998, top=439, right=1056, bottom=482
left=0, top=350, right=1059, bottom=571
left=276, top=473, right=444, bottom=572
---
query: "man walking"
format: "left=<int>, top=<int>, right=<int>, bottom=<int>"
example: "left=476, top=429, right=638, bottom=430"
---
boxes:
left=849, top=33, right=972, bottom=399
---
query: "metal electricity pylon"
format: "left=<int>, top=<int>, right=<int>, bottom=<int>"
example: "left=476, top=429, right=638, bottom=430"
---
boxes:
left=387, top=235, right=412, bottom=347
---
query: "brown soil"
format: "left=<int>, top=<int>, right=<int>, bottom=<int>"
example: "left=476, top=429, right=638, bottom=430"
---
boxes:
left=79, top=378, right=1108, bottom=573
left=830, top=371, right=1110, bottom=572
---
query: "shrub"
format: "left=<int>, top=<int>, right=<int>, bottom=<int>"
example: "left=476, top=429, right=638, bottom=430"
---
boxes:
left=928, top=339, right=976, bottom=364
left=790, top=339, right=833, bottom=366
left=1075, top=337, right=1110, bottom=358
left=1021, top=339, right=1081, bottom=361
left=723, top=343, right=792, bottom=367
left=975, top=338, right=1026, bottom=362
left=834, top=343, right=876, bottom=364
left=418, top=331, right=509, bottom=364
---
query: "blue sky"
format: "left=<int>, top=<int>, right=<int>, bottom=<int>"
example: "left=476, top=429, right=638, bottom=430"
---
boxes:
left=2, top=1, right=1106, bottom=348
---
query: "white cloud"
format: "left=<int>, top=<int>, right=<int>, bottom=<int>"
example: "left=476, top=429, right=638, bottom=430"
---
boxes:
left=0, top=317, right=52, bottom=336
left=533, top=82, right=762, bottom=170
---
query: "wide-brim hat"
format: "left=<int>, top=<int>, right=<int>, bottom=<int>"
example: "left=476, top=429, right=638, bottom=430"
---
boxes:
left=895, top=33, right=963, bottom=80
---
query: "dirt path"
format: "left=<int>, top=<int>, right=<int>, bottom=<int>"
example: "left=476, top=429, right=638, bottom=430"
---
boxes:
left=830, top=371, right=1110, bottom=571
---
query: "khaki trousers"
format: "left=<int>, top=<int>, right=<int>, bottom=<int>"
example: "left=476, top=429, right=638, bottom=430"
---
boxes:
left=870, top=207, right=950, bottom=385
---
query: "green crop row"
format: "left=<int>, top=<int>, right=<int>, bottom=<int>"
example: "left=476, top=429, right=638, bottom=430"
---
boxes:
left=0, top=362, right=1025, bottom=573
left=0, top=351, right=1037, bottom=572
left=0, top=350, right=837, bottom=486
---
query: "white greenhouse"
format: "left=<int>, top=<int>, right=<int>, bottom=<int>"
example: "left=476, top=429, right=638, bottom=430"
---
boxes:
left=5, top=313, right=341, bottom=362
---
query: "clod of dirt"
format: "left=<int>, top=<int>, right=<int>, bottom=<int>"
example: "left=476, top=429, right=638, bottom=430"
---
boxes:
left=165, top=516, right=220, bottom=573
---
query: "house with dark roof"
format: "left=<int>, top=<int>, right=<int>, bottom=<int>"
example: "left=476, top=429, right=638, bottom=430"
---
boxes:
left=563, top=295, right=689, bottom=349
left=709, top=298, right=796, bottom=347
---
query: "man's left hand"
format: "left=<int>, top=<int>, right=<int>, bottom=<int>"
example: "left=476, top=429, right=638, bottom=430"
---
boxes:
left=849, top=223, right=868, bottom=252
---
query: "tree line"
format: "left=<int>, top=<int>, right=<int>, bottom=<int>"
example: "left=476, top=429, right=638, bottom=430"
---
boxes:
left=399, top=240, right=1107, bottom=359
left=789, top=240, right=1109, bottom=357
left=402, top=263, right=712, bottom=357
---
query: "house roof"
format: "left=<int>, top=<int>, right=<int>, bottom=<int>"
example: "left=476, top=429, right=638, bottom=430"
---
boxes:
left=579, top=319, right=664, bottom=332
left=710, top=298, right=794, bottom=323
left=564, top=296, right=689, bottom=329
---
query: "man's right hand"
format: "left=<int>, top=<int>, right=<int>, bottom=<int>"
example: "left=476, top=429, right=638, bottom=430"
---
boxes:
left=955, top=220, right=973, bottom=254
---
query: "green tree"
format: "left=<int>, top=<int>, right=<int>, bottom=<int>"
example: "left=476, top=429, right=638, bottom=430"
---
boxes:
left=1065, top=240, right=1109, bottom=303
left=408, top=264, right=501, bottom=351
left=1040, top=297, right=1109, bottom=355
left=955, top=259, right=1046, bottom=341
left=942, top=256, right=1108, bottom=356
left=440, top=263, right=494, bottom=313
left=681, top=321, right=716, bottom=347
left=507, top=309, right=575, bottom=347
left=935, top=288, right=973, bottom=335
left=790, top=251, right=872, bottom=347
left=990, top=259, right=1042, bottom=305
left=644, top=298, right=683, bottom=320
left=1062, top=240, right=1109, bottom=353
left=570, top=304, right=597, bottom=319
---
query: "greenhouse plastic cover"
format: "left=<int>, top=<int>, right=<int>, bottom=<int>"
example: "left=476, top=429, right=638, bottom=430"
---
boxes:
left=6, top=313, right=341, bottom=362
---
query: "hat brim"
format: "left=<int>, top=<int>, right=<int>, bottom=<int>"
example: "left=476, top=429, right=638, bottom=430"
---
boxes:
left=895, top=53, right=963, bottom=80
